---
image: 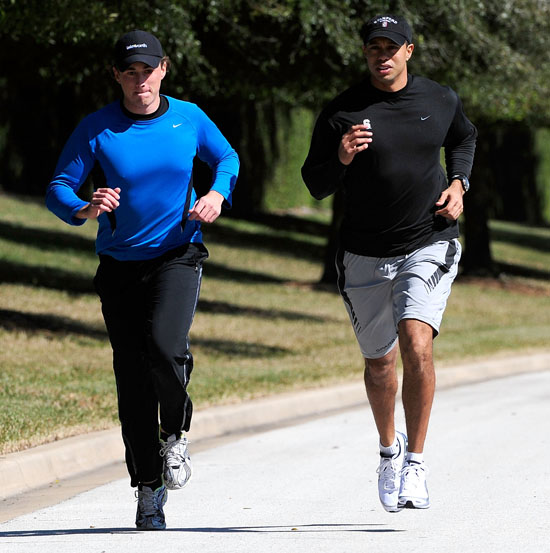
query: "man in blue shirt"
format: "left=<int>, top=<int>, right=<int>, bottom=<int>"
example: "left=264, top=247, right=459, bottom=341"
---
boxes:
left=46, top=30, right=239, bottom=530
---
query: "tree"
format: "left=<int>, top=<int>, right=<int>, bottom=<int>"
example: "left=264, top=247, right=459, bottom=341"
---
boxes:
left=1, top=0, right=550, bottom=276
left=314, top=0, right=550, bottom=280
left=0, top=0, right=365, bottom=207
left=405, top=0, right=550, bottom=276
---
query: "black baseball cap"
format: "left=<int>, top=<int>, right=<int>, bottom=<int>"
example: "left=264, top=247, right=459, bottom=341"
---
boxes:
left=360, top=15, right=413, bottom=46
left=114, top=30, right=164, bottom=71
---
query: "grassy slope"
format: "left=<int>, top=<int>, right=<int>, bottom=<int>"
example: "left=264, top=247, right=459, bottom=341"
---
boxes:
left=1, top=193, right=549, bottom=454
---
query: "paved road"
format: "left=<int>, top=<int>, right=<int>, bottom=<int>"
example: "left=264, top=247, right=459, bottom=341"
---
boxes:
left=1, top=370, right=549, bottom=553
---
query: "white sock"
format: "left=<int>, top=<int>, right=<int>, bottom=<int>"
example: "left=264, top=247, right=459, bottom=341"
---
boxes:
left=379, top=435, right=400, bottom=457
left=407, top=451, right=424, bottom=464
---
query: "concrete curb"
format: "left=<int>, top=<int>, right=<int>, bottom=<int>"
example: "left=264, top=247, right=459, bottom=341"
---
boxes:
left=1, top=351, right=549, bottom=500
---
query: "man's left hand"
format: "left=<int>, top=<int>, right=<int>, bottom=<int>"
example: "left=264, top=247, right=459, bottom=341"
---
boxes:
left=188, top=190, right=225, bottom=223
left=434, top=180, right=464, bottom=220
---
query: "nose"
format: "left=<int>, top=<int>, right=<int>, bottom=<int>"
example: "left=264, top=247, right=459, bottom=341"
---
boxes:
left=135, top=72, right=149, bottom=86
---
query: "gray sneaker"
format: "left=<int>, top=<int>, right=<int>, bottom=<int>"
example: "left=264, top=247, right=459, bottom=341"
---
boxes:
left=376, top=431, right=407, bottom=512
left=160, top=434, right=192, bottom=490
left=135, top=484, right=167, bottom=530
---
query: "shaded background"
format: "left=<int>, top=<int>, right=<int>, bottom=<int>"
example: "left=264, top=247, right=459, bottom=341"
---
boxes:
left=1, top=0, right=550, bottom=280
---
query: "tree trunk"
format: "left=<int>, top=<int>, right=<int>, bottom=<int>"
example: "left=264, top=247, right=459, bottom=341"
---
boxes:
left=195, top=98, right=279, bottom=216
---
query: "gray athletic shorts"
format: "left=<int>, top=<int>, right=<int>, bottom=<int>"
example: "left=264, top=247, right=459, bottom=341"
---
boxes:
left=336, top=239, right=461, bottom=359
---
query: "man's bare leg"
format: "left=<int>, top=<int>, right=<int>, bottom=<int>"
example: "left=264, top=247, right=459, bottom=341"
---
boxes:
left=364, top=345, right=399, bottom=447
left=365, top=345, right=407, bottom=512
left=398, top=318, right=435, bottom=453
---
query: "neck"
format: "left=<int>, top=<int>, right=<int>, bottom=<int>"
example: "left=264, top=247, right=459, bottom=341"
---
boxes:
left=123, top=95, right=161, bottom=116
left=370, top=72, right=409, bottom=93
left=121, top=95, right=168, bottom=121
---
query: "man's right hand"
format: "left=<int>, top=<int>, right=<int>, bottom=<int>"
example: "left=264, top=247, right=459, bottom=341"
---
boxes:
left=338, top=125, right=373, bottom=165
left=76, top=187, right=121, bottom=220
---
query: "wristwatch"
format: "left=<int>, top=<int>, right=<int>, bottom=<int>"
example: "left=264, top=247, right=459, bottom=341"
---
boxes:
left=451, top=174, right=470, bottom=193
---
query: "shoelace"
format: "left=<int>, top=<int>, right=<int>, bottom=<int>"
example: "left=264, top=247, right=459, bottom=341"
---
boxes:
left=136, top=488, right=163, bottom=516
left=377, top=457, right=401, bottom=490
left=400, top=462, right=428, bottom=482
left=160, top=437, right=189, bottom=466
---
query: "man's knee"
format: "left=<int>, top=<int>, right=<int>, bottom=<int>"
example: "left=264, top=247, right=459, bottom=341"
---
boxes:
left=148, top=336, right=194, bottom=389
left=398, top=319, right=434, bottom=366
left=364, top=349, right=398, bottom=385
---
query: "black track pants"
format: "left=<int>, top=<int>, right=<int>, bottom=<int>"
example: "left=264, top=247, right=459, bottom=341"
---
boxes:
left=93, top=244, right=208, bottom=486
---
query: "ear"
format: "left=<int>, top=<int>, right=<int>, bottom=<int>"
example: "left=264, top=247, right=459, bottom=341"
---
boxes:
left=112, top=66, right=121, bottom=83
left=159, top=61, right=168, bottom=80
left=405, top=43, right=415, bottom=61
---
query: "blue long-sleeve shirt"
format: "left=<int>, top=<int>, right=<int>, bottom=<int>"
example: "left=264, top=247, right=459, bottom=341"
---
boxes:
left=46, top=96, right=239, bottom=261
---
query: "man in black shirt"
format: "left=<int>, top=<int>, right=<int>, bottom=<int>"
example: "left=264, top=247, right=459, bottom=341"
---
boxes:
left=302, top=14, right=476, bottom=512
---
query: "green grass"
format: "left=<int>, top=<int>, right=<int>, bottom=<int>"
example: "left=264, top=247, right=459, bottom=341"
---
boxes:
left=1, top=192, right=549, bottom=454
left=263, top=107, right=327, bottom=212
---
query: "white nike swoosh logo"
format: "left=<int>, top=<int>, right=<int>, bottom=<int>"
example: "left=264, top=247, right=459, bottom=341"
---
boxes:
left=420, top=115, right=431, bottom=121
left=173, top=123, right=182, bottom=128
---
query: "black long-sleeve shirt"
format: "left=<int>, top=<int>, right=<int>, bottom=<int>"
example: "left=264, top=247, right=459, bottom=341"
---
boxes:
left=302, top=74, right=477, bottom=257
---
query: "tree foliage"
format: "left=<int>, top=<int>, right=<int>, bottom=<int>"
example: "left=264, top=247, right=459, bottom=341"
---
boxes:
left=1, top=0, right=550, bottom=272
left=2, top=0, right=550, bottom=114
left=406, top=0, right=550, bottom=123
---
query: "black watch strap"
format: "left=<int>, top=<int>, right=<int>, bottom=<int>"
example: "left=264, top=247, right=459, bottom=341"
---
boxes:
left=451, top=174, right=470, bottom=192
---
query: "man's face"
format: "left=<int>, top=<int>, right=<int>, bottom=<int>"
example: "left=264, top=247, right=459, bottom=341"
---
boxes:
left=113, top=61, right=167, bottom=114
left=363, top=37, right=414, bottom=92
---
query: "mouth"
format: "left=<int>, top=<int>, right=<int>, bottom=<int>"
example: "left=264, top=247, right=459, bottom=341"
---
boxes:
left=377, top=64, right=392, bottom=74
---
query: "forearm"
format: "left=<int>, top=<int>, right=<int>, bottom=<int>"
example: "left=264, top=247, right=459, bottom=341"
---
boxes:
left=302, top=111, right=348, bottom=200
left=444, top=100, right=477, bottom=179
left=45, top=184, right=89, bottom=226
left=209, top=149, right=239, bottom=208
left=445, top=139, right=476, bottom=180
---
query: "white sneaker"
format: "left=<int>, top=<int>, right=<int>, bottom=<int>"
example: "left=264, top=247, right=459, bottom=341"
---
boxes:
left=160, top=434, right=192, bottom=490
left=376, top=431, right=407, bottom=513
left=398, top=460, right=430, bottom=509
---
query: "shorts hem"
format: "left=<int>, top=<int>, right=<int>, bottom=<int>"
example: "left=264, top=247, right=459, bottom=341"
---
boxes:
left=360, top=338, right=399, bottom=360
left=397, top=314, right=440, bottom=337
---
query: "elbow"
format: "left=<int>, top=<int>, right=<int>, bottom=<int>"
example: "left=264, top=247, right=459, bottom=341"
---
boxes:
left=308, top=186, right=330, bottom=201
left=302, top=172, right=332, bottom=201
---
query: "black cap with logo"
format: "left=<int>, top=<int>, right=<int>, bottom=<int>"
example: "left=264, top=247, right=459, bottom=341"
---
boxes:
left=360, top=15, right=413, bottom=46
left=114, top=30, right=164, bottom=71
